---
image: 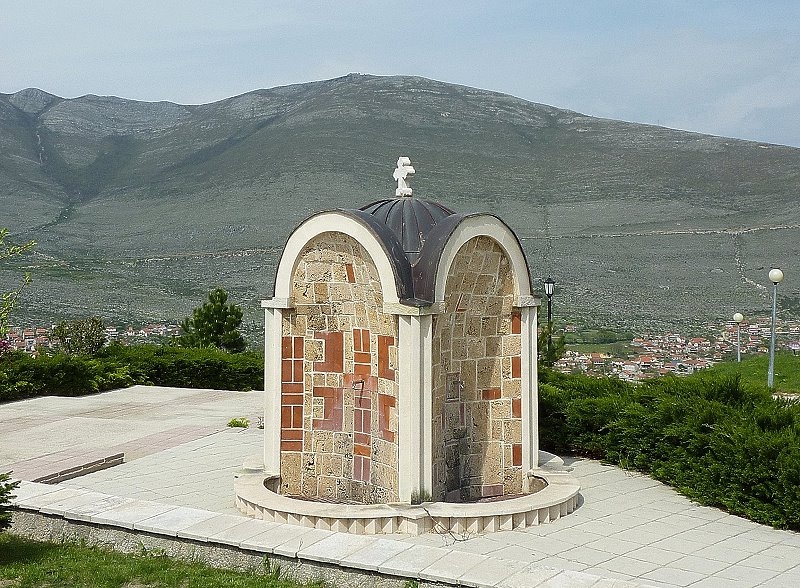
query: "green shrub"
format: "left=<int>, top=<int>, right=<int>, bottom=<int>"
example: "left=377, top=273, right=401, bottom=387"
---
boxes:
left=539, top=367, right=800, bottom=530
left=0, top=345, right=263, bottom=402
left=227, top=417, right=250, bottom=428
left=0, top=471, right=19, bottom=532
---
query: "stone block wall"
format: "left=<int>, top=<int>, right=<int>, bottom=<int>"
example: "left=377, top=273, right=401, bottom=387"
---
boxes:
left=431, top=236, right=522, bottom=501
left=280, top=232, right=399, bottom=503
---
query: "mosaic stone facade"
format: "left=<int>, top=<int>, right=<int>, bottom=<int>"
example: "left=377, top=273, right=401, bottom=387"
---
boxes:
left=431, top=236, right=522, bottom=501
left=280, top=232, right=399, bottom=503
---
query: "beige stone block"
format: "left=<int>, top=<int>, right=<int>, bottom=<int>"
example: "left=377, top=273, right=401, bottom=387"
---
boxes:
left=280, top=452, right=302, bottom=495
left=307, top=310, right=326, bottom=331
left=485, top=335, right=502, bottom=357
left=366, top=306, right=379, bottom=330
left=452, top=338, right=467, bottom=360
left=323, top=453, right=344, bottom=478
left=293, top=314, right=308, bottom=336
left=328, top=282, right=350, bottom=301
left=485, top=296, right=503, bottom=316
left=470, top=402, right=490, bottom=435
left=338, top=314, right=353, bottom=333
left=498, top=316, right=512, bottom=335
left=316, top=475, right=336, bottom=499
left=282, top=314, right=293, bottom=336
left=501, top=356, right=513, bottom=380
left=504, top=466, right=523, bottom=494
left=503, top=419, right=522, bottom=444
left=502, top=334, right=521, bottom=356
left=481, top=441, right=503, bottom=481
left=331, top=262, right=349, bottom=282
left=305, top=338, right=323, bottom=361
left=500, top=272, right=515, bottom=295
left=477, top=358, right=502, bottom=388
left=502, top=378, right=521, bottom=398
left=481, top=316, right=499, bottom=336
left=312, top=397, right=325, bottom=420
left=475, top=274, right=497, bottom=295
left=464, top=316, right=481, bottom=337
left=307, top=262, right=333, bottom=282
left=334, top=432, right=352, bottom=457
left=491, top=398, right=512, bottom=420
left=467, top=337, right=485, bottom=360
left=312, top=373, right=326, bottom=387
left=483, top=250, right=501, bottom=272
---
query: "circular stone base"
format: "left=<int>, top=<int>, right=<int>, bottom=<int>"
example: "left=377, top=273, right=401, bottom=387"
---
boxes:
left=234, top=461, right=580, bottom=536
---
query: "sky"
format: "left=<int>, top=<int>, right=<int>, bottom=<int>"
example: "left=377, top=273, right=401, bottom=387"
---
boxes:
left=3, top=1, right=800, bottom=147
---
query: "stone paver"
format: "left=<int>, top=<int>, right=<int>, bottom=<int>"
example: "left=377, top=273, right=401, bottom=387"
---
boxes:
left=7, top=385, right=800, bottom=588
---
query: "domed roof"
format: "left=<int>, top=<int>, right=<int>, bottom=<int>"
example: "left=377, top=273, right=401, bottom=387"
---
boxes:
left=359, top=197, right=455, bottom=263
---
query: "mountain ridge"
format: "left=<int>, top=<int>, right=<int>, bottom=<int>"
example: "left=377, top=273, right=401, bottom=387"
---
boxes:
left=1, top=74, right=798, bottom=335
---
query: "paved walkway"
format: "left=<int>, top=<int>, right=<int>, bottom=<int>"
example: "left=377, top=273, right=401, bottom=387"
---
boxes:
left=4, top=386, right=800, bottom=587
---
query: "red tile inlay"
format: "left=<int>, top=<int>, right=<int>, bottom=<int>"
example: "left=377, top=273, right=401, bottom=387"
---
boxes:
left=511, top=311, right=521, bottom=335
left=512, top=443, right=522, bottom=466
left=314, top=331, right=344, bottom=373
left=512, top=397, right=522, bottom=419
left=511, top=355, right=521, bottom=378
left=312, top=386, right=343, bottom=431
left=378, top=394, right=396, bottom=443
left=482, top=387, right=501, bottom=400
left=377, top=335, right=395, bottom=381
left=281, top=440, right=302, bottom=452
left=345, top=263, right=356, bottom=283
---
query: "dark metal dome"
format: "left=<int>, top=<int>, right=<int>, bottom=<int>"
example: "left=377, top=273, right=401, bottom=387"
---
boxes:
left=359, top=197, right=456, bottom=263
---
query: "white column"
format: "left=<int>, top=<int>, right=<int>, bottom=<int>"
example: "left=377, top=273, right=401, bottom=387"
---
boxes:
left=263, top=305, right=283, bottom=474
left=397, top=313, right=433, bottom=501
left=520, top=305, right=539, bottom=474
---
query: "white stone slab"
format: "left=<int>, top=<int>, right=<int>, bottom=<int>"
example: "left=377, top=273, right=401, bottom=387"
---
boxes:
left=297, top=533, right=377, bottom=564
left=40, top=490, right=115, bottom=517
left=272, top=528, right=333, bottom=558
left=340, top=538, right=411, bottom=571
left=456, top=556, right=530, bottom=588
left=9, top=481, right=61, bottom=504
left=495, top=566, right=561, bottom=588
left=134, top=506, right=218, bottom=536
left=14, top=486, right=90, bottom=510
left=211, top=518, right=278, bottom=547
left=419, top=550, right=489, bottom=584
left=177, top=513, right=252, bottom=542
left=377, top=544, right=451, bottom=578
left=91, top=500, right=177, bottom=529
left=65, top=494, right=134, bottom=522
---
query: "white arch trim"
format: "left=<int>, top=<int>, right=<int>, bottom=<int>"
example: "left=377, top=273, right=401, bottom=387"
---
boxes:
left=434, top=215, right=532, bottom=304
left=271, top=211, right=402, bottom=305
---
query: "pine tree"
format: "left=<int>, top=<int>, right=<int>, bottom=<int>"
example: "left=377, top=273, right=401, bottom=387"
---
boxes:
left=179, top=288, right=246, bottom=353
left=0, top=471, right=19, bottom=532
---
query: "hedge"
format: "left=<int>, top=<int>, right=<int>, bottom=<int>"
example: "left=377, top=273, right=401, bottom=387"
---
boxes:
left=539, top=368, right=800, bottom=529
left=0, top=345, right=263, bottom=402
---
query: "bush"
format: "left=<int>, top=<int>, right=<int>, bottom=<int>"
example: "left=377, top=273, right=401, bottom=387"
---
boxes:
left=0, top=345, right=263, bottom=402
left=539, top=368, right=800, bottom=530
left=0, top=471, right=19, bottom=532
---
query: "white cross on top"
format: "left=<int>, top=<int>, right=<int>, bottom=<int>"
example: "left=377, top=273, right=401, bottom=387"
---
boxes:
left=393, top=156, right=415, bottom=197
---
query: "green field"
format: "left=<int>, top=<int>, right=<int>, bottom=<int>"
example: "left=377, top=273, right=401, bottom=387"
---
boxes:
left=705, top=351, right=800, bottom=394
left=0, top=534, right=317, bottom=588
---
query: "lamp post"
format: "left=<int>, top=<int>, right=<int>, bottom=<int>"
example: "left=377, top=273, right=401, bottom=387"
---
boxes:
left=767, top=268, right=784, bottom=388
left=733, top=312, right=744, bottom=363
left=543, top=277, right=555, bottom=365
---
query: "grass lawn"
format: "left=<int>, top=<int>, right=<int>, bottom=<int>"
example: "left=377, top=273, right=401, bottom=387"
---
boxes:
left=0, top=533, right=318, bottom=588
left=706, top=351, right=800, bottom=394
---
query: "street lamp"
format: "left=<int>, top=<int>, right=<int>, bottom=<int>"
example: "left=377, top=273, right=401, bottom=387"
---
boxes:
left=543, top=277, right=555, bottom=364
left=733, top=312, right=744, bottom=363
left=767, top=268, right=784, bottom=388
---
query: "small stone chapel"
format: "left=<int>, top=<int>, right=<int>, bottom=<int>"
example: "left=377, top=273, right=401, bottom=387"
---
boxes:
left=261, top=158, right=540, bottom=505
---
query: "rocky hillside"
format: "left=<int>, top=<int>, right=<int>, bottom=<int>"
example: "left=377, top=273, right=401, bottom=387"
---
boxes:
left=2, top=74, right=799, bottom=334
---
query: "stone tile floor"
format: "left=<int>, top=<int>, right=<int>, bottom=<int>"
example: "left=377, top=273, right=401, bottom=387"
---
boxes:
left=4, top=385, right=800, bottom=587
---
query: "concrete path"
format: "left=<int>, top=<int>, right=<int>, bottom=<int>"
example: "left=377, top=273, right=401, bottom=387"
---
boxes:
left=4, top=386, right=800, bottom=587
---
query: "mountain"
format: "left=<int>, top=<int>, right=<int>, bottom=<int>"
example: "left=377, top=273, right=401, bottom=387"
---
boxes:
left=1, top=74, right=799, bottom=338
